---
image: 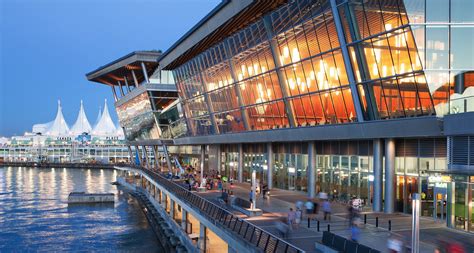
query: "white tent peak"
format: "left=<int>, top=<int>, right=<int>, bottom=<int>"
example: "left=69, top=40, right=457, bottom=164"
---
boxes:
left=46, top=99, right=70, bottom=136
left=70, top=100, right=92, bottom=135
left=94, top=106, right=102, bottom=128
left=92, top=99, right=117, bottom=136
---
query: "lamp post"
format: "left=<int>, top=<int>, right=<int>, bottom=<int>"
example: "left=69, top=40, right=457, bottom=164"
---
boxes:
left=412, top=193, right=420, bottom=253
left=251, top=169, right=256, bottom=210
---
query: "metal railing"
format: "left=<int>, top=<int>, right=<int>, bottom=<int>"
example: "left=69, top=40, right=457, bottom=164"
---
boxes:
left=449, top=95, right=474, bottom=114
left=133, top=166, right=305, bottom=253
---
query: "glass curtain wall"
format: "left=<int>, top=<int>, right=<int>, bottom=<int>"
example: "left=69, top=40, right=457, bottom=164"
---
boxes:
left=315, top=141, right=372, bottom=203
left=243, top=144, right=267, bottom=183
left=403, top=0, right=474, bottom=116
left=173, top=0, right=360, bottom=136
left=337, top=0, right=435, bottom=120
left=273, top=143, right=308, bottom=192
left=221, top=145, right=238, bottom=181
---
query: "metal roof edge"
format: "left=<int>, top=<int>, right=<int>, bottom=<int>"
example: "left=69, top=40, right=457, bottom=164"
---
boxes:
left=86, top=50, right=161, bottom=80
left=157, top=0, right=231, bottom=67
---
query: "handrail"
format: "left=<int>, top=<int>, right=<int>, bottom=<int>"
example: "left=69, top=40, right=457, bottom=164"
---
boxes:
left=130, top=165, right=306, bottom=253
left=449, top=95, right=474, bottom=114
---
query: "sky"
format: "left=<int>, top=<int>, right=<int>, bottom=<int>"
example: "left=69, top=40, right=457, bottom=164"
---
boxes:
left=0, top=0, right=220, bottom=137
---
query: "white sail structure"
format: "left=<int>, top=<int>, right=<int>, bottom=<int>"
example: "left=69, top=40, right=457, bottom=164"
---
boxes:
left=93, top=106, right=102, bottom=128
left=92, top=99, right=117, bottom=136
left=115, top=123, right=125, bottom=137
left=46, top=100, right=70, bottom=136
left=70, top=100, right=92, bottom=135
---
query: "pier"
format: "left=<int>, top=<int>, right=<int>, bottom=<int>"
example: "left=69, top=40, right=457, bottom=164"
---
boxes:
left=116, top=165, right=304, bottom=253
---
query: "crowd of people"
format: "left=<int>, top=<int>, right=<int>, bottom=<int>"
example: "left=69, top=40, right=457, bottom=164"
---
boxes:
left=167, top=163, right=468, bottom=253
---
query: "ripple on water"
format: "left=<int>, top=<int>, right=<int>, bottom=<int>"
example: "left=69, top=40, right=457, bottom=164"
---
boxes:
left=0, top=167, right=163, bottom=252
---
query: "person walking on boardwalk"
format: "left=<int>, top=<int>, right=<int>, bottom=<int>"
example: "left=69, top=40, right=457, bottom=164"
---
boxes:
left=287, top=208, right=296, bottom=230
left=304, top=199, right=314, bottom=219
left=322, top=199, right=331, bottom=221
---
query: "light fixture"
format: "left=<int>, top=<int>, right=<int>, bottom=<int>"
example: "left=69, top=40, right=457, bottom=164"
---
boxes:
left=292, top=47, right=300, bottom=62
left=283, top=46, right=290, bottom=58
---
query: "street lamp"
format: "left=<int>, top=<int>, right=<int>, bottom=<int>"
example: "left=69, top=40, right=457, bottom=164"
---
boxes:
left=412, top=193, right=420, bottom=253
left=251, top=169, right=256, bottom=210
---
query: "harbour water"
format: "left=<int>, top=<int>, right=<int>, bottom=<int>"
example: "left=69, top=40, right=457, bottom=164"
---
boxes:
left=0, top=166, right=163, bottom=252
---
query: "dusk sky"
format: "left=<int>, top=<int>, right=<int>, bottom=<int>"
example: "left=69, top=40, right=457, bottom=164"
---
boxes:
left=0, top=0, right=220, bottom=137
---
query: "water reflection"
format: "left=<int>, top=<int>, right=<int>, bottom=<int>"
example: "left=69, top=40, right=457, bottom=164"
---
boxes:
left=0, top=167, right=163, bottom=252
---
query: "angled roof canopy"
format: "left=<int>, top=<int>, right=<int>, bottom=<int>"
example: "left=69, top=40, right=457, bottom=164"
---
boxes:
left=86, top=51, right=161, bottom=86
left=158, top=0, right=287, bottom=70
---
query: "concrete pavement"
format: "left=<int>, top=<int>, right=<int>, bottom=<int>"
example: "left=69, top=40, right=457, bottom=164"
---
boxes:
left=196, top=182, right=474, bottom=253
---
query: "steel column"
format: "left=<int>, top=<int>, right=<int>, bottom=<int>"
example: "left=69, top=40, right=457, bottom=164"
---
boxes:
left=152, top=145, right=160, bottom=170
left=117, top=81, right=125, bottom=96
left=199, top=223, right=207, bottom=252
left=111, top=85, right=118, bottom=102
left=127, top=145, right=133, bottom=165
left=329, top=0, right=365, bottom=122
left=262, top=15, right=297, bottom=128
left=181, top=209, right=188, bottom=231
left=131, top=70, right=139, bottom=86
left=142, top=146, right=149, bottom=169
left=373, top=139, right=383, bottom=212
left=267, top=142, right=273, bottom=189
left=141, top=62, right=149, bottom=84
left=136, top=145, right=143, bottom=166
left=162, top=144, right=172, bottom=172
left=123, top=76, right=131, bottom=92
left=308, top=141, right=316, bottom=198
left=224, top=42, right=250, bottom=130
left=200, top=145, right=205, bottom=178
left=238, top=143, right=243, bottom=183
left=384, top=138, right=396, bottom=213
left=216, top=145, right=222, bottom=174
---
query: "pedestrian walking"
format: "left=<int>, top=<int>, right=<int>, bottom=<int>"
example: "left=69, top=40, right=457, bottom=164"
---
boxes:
left=304, top=199, right=314, bottom=219
left=249, top=190, right=255, bottom=208
left=295, top=208, right=302, bottom=228
left=322, top=199, right=331, bottom=221
left=387, top=234, right=403, bottom=253
left=350, top=217, right=361, bottom=242
left=287, top=208, right=296, bottom=230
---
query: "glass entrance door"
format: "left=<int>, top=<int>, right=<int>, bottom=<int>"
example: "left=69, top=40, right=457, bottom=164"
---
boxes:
left=434, top=187, right=447, bottom=222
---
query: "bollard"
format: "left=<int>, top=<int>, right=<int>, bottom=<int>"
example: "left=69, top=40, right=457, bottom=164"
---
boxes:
left=389, top=220, right=391, bottom=231
left=364, top=214, right=367, bottom=224
left=317, top=220, right=320, bottom=232
left=308, top=217, right=310, bottom=228
left=327, top=224, right=330, bottom=232
left=376, top=217, right=379, bottom=227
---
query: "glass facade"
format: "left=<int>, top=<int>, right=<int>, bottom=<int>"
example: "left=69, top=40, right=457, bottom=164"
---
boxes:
left=167, top=0, right=474, bottom=136
left=116, top=92, right=161, bottom=141
left=403, top=0, right=474, bottom=116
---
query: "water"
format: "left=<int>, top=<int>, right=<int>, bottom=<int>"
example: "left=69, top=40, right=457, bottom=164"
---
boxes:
left=0, top=166, right=163, bottom=252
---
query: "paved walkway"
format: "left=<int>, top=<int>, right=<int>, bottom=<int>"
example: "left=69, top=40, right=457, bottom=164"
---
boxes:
left=196, top=183, right=474, bottom=253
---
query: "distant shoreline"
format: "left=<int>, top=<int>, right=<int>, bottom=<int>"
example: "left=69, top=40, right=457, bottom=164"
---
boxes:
left=0, top=161, right=124, bottom=169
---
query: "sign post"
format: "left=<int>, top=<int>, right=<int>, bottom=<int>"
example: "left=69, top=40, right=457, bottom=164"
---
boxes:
left=411, top=193, right=420, bottom=253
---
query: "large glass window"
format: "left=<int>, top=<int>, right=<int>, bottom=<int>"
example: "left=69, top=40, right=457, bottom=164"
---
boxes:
left=426, top=0, right=449, bottom=22
left=451, top=26, right=474, bottom=70
left=451, top=0, right=474, bottom=23
left=426, top=26, right=449, bottom=69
